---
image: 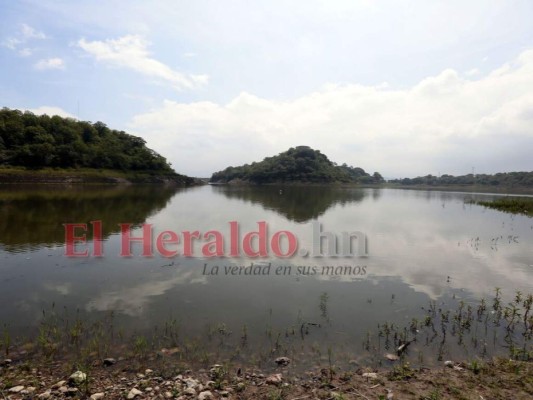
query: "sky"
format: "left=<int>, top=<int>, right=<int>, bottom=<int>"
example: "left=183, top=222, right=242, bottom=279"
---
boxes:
left=1, top=0, right=533, bottom=178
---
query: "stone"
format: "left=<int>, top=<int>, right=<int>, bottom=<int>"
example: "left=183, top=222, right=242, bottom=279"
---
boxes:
left=183, top=378, right=199, bottom=388
left=164, top=391, right=173, bottom=399
left=183, top=387, right=196, bottom=396
left=69, top=370, right=87, bottom=385
left=266, top=373, right=282, bottom=385
left=127, top=388, right=143, bottom=399
left=385, top=353, right=399, bottom=361
left=444, top=360, right=454, bottom=368
left=38, top=390, right=52, bottom=399
left=103, top=358, right=117, bottom=366
left=362, top=372, right=379, bottom=380
left=52, top=380, right=67, bottom=389
left=9, top=386, right=24, bottom=393
left=90, top=393, right=105, bottom=400
left=145, top=368, right=154, bottom=375
left=274, top=357, right=291, bottom=366
left=198, top=391, right=214, bottom=400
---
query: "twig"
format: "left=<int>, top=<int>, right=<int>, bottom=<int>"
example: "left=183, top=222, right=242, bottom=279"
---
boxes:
left=353, top=390, right=370, bottom=400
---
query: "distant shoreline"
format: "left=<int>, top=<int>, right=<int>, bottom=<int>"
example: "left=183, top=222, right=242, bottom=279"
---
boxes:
left=383, top=183, right=533, bottom=195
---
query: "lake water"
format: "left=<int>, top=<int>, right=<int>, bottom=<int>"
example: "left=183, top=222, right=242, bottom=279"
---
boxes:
left=1, top=185, right=532, bottom=370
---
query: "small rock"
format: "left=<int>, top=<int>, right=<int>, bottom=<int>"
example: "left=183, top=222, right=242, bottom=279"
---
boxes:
left=184, top=378, right=199, bottom=389
left=198, top=391, right=214, bottom=400
left=274, top=357, right=291, bottom=367
left=362, top=372, right=379, bottom=380
left=38, top=390, right=52, bottom=399
left=266, top=373, right=282, bottom=385
left=25, top=386, right=37, bottom=394
left=236, top=382, right=246, bottom=392
left=90, top=393, right=105, bottom=400
left=52, top=380, right=67, bottom=389
left=2, top=359, right=12, bottom=366
left=145, top=368, right=154, bottom=375
left=69, top=370, right=87, bottom=385
left=59, top=386, right=69, bottom=394
left=103, top=358, right=117, bottom=366
left=183, top=387, right=196, bottom=396
left=444, top=360, right=454, bottom=368
left=67, top=387, right=79, bottom=396
left=164, top=392, right=173, bottom=399
left=385, top=353, right=399, bottom=361
left=9, top=386, right=25, bottom=393
left=127, top=388, right=143, bottom=399
left=219, top=390, right=230, bottom=397
left=145, top=387, right=153, bottom=392
left=137, top=373, right=146, bottom=379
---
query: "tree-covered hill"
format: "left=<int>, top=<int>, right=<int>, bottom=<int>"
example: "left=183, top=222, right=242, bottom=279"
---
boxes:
left=0, top=108, right=174, bottom=173
left=210, top=146, right=384, bottom=184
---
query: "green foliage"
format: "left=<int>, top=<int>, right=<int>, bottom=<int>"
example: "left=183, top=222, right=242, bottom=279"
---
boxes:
left=390, top=172, right=533, bottom=187
left=0, top=108, right=174, bottom=172
left=210, top=145, right=383, bottom=184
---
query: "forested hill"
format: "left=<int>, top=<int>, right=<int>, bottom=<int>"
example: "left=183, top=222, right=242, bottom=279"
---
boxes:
left=0, top=108, right=174, bottom=173
left=210, top=146, right=384, bottom=184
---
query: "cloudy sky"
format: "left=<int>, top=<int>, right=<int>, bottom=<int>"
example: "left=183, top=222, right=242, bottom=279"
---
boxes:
left=1, top=0, right=533, bottom=178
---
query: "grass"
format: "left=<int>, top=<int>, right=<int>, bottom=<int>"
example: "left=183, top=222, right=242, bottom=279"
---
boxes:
left=471, top=197, right=533, bottom=217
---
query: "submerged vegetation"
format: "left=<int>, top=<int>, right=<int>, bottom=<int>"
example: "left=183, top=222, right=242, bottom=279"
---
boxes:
left=1, top=289, right=532, bottom=398
left=472, top=197, right=533, bottom=217
left=210, top=146, right=384, bottom=184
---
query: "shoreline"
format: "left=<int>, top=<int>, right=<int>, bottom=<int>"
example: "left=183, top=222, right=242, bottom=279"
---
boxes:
left=0, top=168, right=203, bottom=186
left=1, top=351, right=532, bottom=399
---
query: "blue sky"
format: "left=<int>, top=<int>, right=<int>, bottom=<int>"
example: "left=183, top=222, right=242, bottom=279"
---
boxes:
left=1, top=0, right=533, bottom=177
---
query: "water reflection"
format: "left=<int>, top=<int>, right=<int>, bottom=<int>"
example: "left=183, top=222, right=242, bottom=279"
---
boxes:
left=212, top=185, right=370, bottom=222
left=0, top=185, right=183, bottom=252
left=1, top=185, right=532, bottom=368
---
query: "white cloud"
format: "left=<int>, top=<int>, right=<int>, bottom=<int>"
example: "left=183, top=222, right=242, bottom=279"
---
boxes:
left=130, top=49, right=533, bottom=178
left=2, top=23, right=45, bottom=50
left=34, top=57, right=65, bottom=70
left=77, top=35, right=207, bottom=90
left=29, top=106, right=75, bottom=119
left=20, top=23, right=46, bottom=40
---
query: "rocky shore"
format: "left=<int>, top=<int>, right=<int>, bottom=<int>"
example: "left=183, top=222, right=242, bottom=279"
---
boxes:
left=1, top=355, right=532, bottom=399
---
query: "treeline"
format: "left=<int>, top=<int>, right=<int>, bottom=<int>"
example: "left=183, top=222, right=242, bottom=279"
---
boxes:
left=210, top=146, right=384, bottom=184
left=0, top=108, right=173, bottom=172
left=389, top=172, right=533, bottom=187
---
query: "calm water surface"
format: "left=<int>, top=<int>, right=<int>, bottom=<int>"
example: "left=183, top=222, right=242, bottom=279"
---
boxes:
left=1, top=185, right=532, bottom=369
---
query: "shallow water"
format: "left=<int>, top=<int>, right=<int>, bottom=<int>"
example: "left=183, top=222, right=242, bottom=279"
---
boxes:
left=1, top=185, right=532, bottom=369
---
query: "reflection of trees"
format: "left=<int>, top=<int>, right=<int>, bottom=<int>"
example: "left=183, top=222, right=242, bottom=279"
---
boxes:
left=0, top=185, right=183, bottom=252
left=212, top=186, right=369, bottom=222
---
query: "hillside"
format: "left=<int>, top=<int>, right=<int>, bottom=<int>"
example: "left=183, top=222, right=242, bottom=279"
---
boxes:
left=0, top=108, right=194, bottom=184
left=210, top=146, right=384, bottom=184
